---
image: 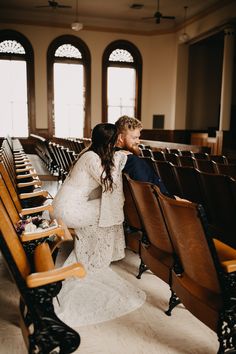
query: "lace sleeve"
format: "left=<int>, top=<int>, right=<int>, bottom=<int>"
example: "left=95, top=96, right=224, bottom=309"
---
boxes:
left=83, top=151, right=127, bottom=186
left=112, top=151, right=128, bottom=184
left=82, top=151, right=103, bottom=184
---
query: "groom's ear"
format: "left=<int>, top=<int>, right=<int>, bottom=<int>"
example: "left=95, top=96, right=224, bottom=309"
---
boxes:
left=117, top=133, right=124, bottom=146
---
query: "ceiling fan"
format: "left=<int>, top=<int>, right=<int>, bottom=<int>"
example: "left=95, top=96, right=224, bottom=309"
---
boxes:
left=143, top=0, right=176, bottom=24
left=35, top=0, right=72, bottom=9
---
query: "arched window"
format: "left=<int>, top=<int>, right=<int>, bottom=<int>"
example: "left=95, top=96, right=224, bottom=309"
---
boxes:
left=47, top=35, right=91, bottom=138
left=0, top=30, right=35, bottom=137
left=102, top=40, right=142, bottom=123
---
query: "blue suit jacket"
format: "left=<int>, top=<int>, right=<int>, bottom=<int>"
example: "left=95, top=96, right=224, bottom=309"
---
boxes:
left=123, top=154, right=171, bottom=197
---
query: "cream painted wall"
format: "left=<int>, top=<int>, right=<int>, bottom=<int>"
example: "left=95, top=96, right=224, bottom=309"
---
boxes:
left=0, top=22, right=179, bottom=133
left=0, top=0, right=235, bottom=135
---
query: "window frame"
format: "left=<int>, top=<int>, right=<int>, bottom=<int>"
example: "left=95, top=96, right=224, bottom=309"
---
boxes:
left=0, top=29, right=35, bottom=137
left=102, top=40, right=142, bottom=122
left=47, top=35, right=91, bottom=138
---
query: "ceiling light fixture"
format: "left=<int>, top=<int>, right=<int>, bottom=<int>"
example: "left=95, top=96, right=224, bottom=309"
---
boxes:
left=71, top=0, right=83, bottom=31
left=179, top=6, right=189, bottom=43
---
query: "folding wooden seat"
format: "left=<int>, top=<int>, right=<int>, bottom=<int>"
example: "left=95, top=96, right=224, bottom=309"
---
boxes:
left=140, top=148, right=154, bottom=158
left=157, top=192, right=236, bottom=354
left=180, top=150, right=193, bottom=157
left=124, top=174, right=175, bottom=284
left=178, top=155, right=197, bottom=168
left=152, top=150, right=166, bottom=161
left=167, top=148, right=182, bottom=155
left=1, top=146, right=41, bottom=192
left=0, top=173, right=72, bottom=254
left=210, top=154, right=228, bottom=164
left=193, top=152, right=210, bottom=160
left=164, top=153, right=180, bottom=166
left=174, top=166, right=205, bottom=205
left=31, top=134, right=58, bottom=174
left=123, top=174, right=143, bottom=253
left=0, top=198, right=85, bottom=353
left=195, top=159, right=218, bottom=174
left=198, top=171, right=236, bottom=248
left=216, top=163, right=236, bottom=179
left=155, top=161, right=183, bottom=198
left=0, top=161, right=49, bottom=210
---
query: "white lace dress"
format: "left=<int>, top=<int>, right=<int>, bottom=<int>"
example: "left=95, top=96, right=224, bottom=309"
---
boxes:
left=52, top=150, right=127, bottom=272
left=52, top=150, right=146, bottom=327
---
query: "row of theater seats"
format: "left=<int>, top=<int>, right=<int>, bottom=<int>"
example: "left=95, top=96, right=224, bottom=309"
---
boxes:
left=123, top=174, right=236, bottom=354
left=0, top=137, right=85, bottom=353
left=140, top=147, right=236, bottom=178
left=31, top=134, right=87, bottom=181
left=140, top=157, right=236, bottom=249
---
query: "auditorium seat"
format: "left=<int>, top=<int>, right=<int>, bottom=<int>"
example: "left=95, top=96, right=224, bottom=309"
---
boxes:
left=157, top=191, right=236, bottom=354
left=124, top=174, right=175, bottom=285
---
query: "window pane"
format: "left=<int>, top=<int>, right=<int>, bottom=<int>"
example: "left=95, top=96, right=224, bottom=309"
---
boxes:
left=0, top=60, right=28, bottom=137
left=54, top=63, right=84, bottom=138
left=107, top=67, right=135, bottom=123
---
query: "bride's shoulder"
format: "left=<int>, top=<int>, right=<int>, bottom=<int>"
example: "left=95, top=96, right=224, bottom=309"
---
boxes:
left=80, top=150, right=100, bottom=163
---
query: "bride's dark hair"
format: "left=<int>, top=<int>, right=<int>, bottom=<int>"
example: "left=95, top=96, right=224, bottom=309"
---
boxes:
left=88, top=123, right=118, bottom=191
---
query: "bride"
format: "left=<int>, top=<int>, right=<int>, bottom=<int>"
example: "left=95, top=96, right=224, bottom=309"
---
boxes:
left=51, top=123, right=145, bottom=327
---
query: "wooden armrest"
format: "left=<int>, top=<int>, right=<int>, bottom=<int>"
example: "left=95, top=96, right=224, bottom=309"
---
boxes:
left=20, top=203, right=53, bottom=216
left=214, top=239, right=236, bottom=260
left=14, top=156, right=29, bottom=160
left=17, top=180, right=42, bottom=188
left=214, top=238, right=236, bottom=273
left=15, top=162, right=32, bottom=167
left=26, top=263, right=86, bottom=288
left=68, top=228, right=76, bottom=238
left=16, top=166, right=35, bottom=173
left=19, top=190, right=48, bottom=199
left=220, top=260, right=236, bottom=273
left=16, top=172, right=38, bottom=179
left=26, top=243, right=86, bottom=287
left=21, top=226, right=65, bottom=242
left=57, top=218, right=74, bottom=241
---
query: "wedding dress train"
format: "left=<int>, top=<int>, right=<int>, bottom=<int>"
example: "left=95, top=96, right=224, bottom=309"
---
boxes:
left=52, top=151, right=146, bottom=326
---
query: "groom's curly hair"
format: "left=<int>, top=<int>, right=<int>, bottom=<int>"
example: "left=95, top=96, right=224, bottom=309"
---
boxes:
left=89, top=123, right=118, bottom=192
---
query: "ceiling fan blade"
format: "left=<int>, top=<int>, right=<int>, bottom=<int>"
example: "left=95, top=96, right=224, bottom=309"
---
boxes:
left=142, top=16, right=155, bottom=20
left=35, top=5, right=51, bottom=8
left=57, top=5, right=72, bottom=8
left=161, top=15, right=176, bottom=20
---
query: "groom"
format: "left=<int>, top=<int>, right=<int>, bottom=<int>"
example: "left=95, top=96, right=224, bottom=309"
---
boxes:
left=115, top=115, right=171, bottom=197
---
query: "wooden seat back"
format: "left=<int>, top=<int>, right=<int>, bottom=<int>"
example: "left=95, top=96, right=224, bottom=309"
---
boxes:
left=127, top=176, right=173, bottom=254
left=195, top=159, right=218, bottom=174
left=123, top=174, right=143, bottom=252
left=158, top=193, right=221, bottom=295
left=174, top=166, right=205, bottom=205
left=0, top=173, right=19, bottom=224
left=178, top=155, right=197, bottom=168
left=198, top=171, right=236, bottom=248
left=124, top=174, right=174, bottom=283
left=0, top=198, right=31, bottom=281
left=155, top=161, right=183, bottom=198
left=216, top=163, right=236, bottom=179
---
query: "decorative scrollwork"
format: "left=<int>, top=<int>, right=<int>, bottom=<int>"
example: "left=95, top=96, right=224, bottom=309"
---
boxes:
left=0, top=40, right=25, bottom=54
left=109, top=49, right=134, bottom=63
left=55, top=44, right=82, bottom=59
